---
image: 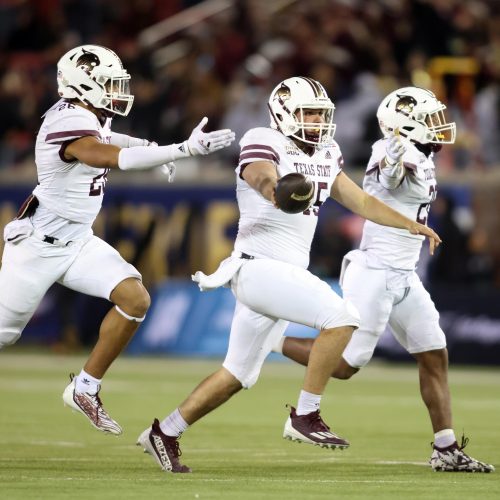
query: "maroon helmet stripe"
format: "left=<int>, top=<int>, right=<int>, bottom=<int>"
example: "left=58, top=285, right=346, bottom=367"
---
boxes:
left=301, top=77, right=320, bottom=97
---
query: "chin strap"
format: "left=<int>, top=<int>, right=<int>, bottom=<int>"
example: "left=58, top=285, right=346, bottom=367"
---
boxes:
left=115, top=305, right=146, bottom=323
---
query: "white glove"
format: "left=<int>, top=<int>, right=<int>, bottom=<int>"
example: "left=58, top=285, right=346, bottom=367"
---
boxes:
left=184, top=117, right=235, bottom=156
left=385, top=131, right=405, bottom=166
left=160, top=162, right=176, bottom=183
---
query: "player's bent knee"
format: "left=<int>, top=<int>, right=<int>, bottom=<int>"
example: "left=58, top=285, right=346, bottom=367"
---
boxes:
left=414, top=347, right=448, bottom=372
left=320, top=299, right=360, bottom=331
left=117, top=288, right=151, bottom=319
left=0, top=328, right=21, bottom=349
left=222, top=362, right=259, bottom=389
left=132, top=288, right=151, bottom=317
left=332, top=359, right=358, bottom=380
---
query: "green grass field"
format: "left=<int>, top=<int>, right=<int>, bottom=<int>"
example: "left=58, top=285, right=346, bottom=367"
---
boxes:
left=0, top=352, right=498, bottom=499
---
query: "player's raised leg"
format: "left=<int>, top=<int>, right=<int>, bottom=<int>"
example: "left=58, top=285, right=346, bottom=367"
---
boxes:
left=63, top=276, right=150, bottom=435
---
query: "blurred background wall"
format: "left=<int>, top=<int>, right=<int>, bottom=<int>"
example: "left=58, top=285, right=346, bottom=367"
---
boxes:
left=0, top=0, right=499, bottom=363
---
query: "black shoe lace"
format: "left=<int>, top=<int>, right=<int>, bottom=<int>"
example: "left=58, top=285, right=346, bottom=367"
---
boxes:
left=430, top=433, right=469, bottom=451
left=458, top=434, right=469, bottom=451
left=165, top=437, right=182, bottom=458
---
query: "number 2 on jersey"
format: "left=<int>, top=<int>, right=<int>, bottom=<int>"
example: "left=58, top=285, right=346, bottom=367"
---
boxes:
left=89, top=169, right=109, bottom=196
left=416, top=185, right=437, bottom=225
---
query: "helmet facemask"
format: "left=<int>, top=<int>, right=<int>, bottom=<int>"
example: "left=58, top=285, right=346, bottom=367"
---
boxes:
left=98, top=73, right=133, bottom=116
left=269, top=78, right=336, bottom=146
left=423, top=107, right=456, bottom=143
left=293, top=105, right=336, bottom=145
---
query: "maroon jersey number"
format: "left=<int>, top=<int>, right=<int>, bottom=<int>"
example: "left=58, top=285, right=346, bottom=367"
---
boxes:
left=89, top=169, right=109, bottom=196
left=303, top=181, right=328, bottom=216
left=416, top=185, right=437, bottom=225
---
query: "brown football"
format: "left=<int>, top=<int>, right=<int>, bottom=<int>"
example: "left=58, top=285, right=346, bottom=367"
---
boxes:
left=274, top=173, right=315, bottom=214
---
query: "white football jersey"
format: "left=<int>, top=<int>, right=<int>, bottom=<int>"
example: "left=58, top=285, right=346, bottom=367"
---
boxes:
left=33, top=100, right=112, bottom=231
left=360, top=138, right=438, bottom=270
left=234, top=127, right=343, bottom=268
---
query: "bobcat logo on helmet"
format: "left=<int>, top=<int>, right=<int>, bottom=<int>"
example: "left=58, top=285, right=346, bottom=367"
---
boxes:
left=276, top=83, right=291, bottom=102
left=76, top=50, right=101, bottom=75
left=395, top=95, right=417, bottom=116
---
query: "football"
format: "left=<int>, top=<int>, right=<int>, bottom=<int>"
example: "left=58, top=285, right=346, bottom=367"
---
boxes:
left=274, top=173, right=315, bottom=214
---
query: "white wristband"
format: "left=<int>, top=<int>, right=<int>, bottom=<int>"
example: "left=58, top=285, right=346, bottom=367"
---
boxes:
left=380, top=158, right=404, bottom=189
left=110, top=132, right=150, bottom=148
left=118, top=142, right=190, bottom=170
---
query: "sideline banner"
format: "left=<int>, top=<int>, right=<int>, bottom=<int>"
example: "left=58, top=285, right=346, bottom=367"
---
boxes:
left=127, top=280, right=500, bottom=365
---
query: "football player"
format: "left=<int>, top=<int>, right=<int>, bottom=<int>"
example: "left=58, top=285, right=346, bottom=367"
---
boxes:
left=275, top=87, right=495, bottom=472
left=136, top=77, right=441, bottom=473
left=0, top=45, right=235, bottom=435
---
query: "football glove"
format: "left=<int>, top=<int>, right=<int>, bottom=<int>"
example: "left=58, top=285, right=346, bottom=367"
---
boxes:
left=385, top=130, right=406, bottom=166
left=185, top=117, right=235, bottom=156
left=160, top=162, right=176, bottom=183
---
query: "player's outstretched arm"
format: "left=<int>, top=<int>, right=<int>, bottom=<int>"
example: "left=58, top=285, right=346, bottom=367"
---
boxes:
left=118, top=117, right=235, bottom=170
left=331, top=172, right=442, bottom=254
left=109, top=132, right=156, bottom=148
left=64, top=118, right=235, bottom=171
left=241, top=161, right=279, bottom=203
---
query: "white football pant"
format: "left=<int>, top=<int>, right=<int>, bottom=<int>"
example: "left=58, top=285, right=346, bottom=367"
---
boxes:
left=341, top=260, right=446, bottom=369
left=223, top=258, right=360, bottom=388
left=0, top=234, right=141, bottom=348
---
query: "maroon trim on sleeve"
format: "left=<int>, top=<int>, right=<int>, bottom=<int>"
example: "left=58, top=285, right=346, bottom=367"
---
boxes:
left=239, top=163, right=251, bottom=179
left=46, top=129, right=100, bottom=143
left=403, top=162, right=417, bottom=174
left=241, top=144, right=280, bottom=162
left=59, top=138, right=81, bottom=163
left=337, top=155, right=344, bottom=169
left=366, top=162, right=380, bottom=176
left=239, top=152, right=278, bottom=163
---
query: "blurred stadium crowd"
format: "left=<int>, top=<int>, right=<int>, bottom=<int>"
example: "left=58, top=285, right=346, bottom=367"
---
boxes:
left=0, top=0, right=499, bottom=349
left=1, top=0, right=499, bottom=171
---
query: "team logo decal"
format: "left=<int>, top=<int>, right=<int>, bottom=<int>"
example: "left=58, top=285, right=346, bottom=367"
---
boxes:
left=76, top=49, right=101, bottom=75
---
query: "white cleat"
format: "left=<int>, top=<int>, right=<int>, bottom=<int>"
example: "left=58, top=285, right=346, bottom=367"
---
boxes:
left=62, top=373, right=122, bottom=435
left=430, top=436, right=495, bottom=473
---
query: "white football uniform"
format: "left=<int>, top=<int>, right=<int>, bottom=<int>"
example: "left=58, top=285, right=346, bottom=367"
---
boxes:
left=194, top=127, right=360, bottom=388
left=0, top=100, right=140, bottom=348
left=340, top=138, right=445, bottom=368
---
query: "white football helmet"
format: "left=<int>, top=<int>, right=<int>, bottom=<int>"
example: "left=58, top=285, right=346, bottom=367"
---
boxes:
left=377, top=86, right=456, bottom=144
left=57, top=45, right=134, bottom=116
left=268, top=77, right=336, bottom=146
